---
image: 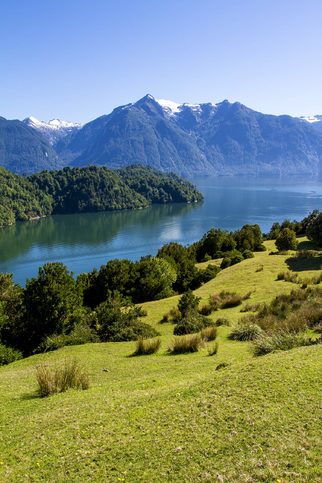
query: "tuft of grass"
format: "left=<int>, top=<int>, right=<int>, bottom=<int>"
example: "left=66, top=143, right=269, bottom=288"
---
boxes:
left=229, top=322, right=263, bottom=341
left=200, top=326, right=217, bottom=342
left=207, top=342, right=219, bottom=356
left=253, top=332, right=318, bottom=356
left=214, top=317, right=230, bottom=326
left=132, top=337, right=161, bottom=356
left=36, top=358, right=90, bottom=397
left=276, top=271, right=299, bottom=283
left=168, top=334, right=204, bottom=354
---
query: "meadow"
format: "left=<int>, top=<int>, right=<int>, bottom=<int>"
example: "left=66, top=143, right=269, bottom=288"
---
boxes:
left=0, top=239, right=321, bottom=482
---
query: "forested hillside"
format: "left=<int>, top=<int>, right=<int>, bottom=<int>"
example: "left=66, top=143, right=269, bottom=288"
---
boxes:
left=0, top=165, right=202, bottom=227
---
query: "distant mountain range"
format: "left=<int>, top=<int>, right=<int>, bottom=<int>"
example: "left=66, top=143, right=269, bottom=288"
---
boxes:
left=1, top=95, right=322, bottom=176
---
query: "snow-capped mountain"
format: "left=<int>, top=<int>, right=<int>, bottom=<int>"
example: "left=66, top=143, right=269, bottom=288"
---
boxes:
left=2, top=94, right=322, bottom=176
left=23, top=116, right=82, bottom=144
left=299, top=115, right=322, bottom=132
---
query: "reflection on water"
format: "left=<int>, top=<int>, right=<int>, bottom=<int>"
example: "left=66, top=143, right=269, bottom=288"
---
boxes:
left=1, top=175, right=322, bottom=285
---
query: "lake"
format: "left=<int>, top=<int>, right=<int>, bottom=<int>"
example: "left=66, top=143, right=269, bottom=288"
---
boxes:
left=2, top=175, right=322, bottom=286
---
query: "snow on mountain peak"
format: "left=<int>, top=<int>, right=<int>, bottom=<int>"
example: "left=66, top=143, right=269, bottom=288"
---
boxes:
left=299, top=115, right=322, bottom=124
left=156, top=99, right=218, bottom=117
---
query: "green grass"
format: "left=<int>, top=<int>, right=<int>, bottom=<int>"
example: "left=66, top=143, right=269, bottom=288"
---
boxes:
left=0, top=238, right=321, bottom=481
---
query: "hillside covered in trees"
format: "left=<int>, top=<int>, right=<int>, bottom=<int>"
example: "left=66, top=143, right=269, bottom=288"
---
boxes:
left=0, top=165, right=202, bottom=227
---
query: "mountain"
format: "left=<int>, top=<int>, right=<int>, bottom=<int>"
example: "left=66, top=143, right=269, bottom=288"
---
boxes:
left=23, top=117, right=82, bottom=145
left=0, top=117, right=62, bottom=175
left=63, top=95, right=322, bottom=176
left=2, top=95, right=322, bottom=176
left=299, top=115, right=322, bottom=132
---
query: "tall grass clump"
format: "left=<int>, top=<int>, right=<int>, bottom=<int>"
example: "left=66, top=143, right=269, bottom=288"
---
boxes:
left=133, top=337, right=161, bottom=356
left=253, top=333, right=318, bottom=356
left=229, top=322, right=263, bottom=341
left=200, top=326, right=217, bottom=341
left=36, top=358, right=90, bottom=397
left=168, top=334, right=204, bottom=354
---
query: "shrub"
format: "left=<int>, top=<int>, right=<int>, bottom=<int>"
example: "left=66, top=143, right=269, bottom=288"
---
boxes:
left=276, top=228, right=298, bottom=251
left=208, top=342, right=219, bottom=356
left=168, top=334, right=204, bottom=354
left=220, top=257, right=231, bottom=269
left=133, top=337, right=161, bottom=356
left=36, top=358, right=90, bottom=397
left=0, top=344, right=22, bottom=366
left=200, top=326, right=217, bottom=341
left=174, top=312, right=213, bottom=335
left=243, top=249, right=254, bottom=259
left=229, top=322, right=263, bottom=341
left=38, top=322, right=99, bottom=352
left=253, top=332, right=316, bottom=356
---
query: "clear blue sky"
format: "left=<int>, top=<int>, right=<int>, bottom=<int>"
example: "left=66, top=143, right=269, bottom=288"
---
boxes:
left=1, top=0, right=321, bottom=123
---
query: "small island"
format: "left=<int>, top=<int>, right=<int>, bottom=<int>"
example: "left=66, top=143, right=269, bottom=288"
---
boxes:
left=0, top=165, right=203, bottom=227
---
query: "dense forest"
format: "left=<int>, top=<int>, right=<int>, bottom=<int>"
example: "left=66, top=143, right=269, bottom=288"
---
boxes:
left=0, top=165, right=202, bottom=227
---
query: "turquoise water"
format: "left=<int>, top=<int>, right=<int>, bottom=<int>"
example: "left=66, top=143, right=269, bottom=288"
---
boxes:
left=1, top=176, right=322, bottom=285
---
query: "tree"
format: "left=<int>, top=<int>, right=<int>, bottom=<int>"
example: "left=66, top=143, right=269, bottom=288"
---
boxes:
left=20, top=263, right=81, bottom=353
left=134, top=256, right=177, bottom=302
left=178, top=290, right=201, bottom=317
left=275, top=228, right=298, bottom=251
left=196, top=229, right=236, bottom=261
left=306, top=211, right=322, bottom=245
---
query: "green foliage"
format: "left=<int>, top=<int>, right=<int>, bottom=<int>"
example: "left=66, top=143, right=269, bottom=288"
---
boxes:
left=117, top=165, right=203, bottom=203
left=234, top=224, right=263, bottom=251
left=275, top=228, right=298, bottom=251
left=133, top=257, right=177, bottom=302
left=0, top=167, right=52, bottom=227
left=196, top=228, right=236, bottom=261
left=1, top=263, right=82, bottom=355
left=0, top=165, right=203, bottom=227
left=94, top=296, right=158, bottom=342
left=0, top=344, right=22, bottom=366
left=306, top=210, right=322, bottom=245
left=39, top=322, right=99, bottom=352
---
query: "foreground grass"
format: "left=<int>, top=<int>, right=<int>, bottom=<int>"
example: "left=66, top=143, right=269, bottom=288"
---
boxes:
left=0, top=238, right=321, bottom=481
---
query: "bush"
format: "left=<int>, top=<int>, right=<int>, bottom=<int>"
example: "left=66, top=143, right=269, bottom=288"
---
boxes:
left=38, top=322, right=99, bottom=352
left=0, top=344, right=22, bottom=366
left=132, top=337, right=161, bottom=356
left=253, top=332, right=317, bottom=356
left=207, top=342, right=219, bottom=356
left=229, top=322, right=263, bottom=341
left=200, top=326, right=217, bottom=341
left=168, top=334, right=204, bottom=354
left=36, top=358, right=90, bottom=397
left=275, top=228, right=298, bottom=251
left=240, top=303, right=261, bottom=313
left=174, top=311, right=213, bottom=335
left=220, top=257, right=231, bottom=269
left=243, top=249, right=254, bottom=259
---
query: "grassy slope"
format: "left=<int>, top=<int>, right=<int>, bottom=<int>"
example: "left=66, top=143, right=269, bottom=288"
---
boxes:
left=0, top=239, right=321, bottom=482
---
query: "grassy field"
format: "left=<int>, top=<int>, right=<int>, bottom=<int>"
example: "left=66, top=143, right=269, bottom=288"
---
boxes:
left=0, top=239, right=321, bottom=482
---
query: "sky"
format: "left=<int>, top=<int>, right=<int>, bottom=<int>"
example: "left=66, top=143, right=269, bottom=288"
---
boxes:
left=1, top=0, right=322, bottom=123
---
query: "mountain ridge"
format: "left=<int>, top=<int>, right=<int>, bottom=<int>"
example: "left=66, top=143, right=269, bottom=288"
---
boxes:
left=2, top=95, right=322, bottom=175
